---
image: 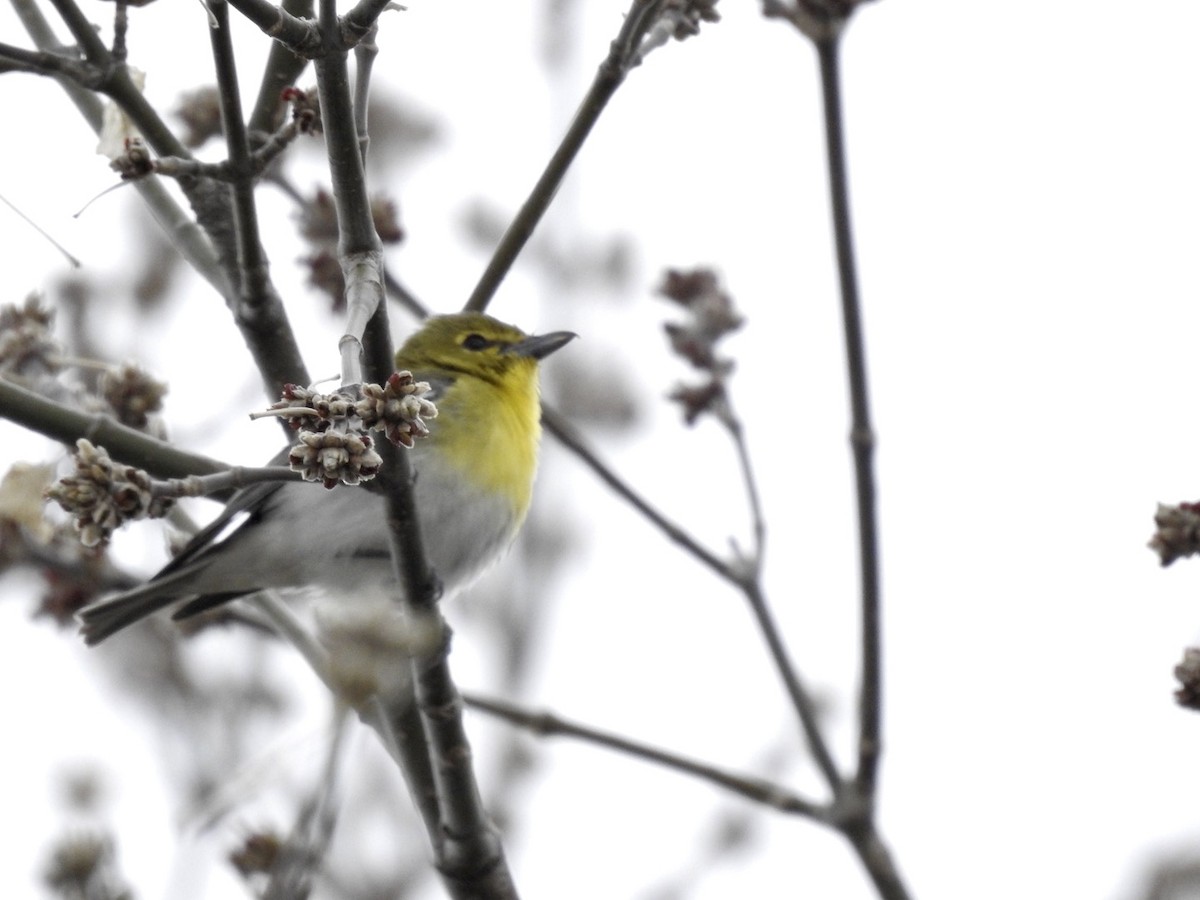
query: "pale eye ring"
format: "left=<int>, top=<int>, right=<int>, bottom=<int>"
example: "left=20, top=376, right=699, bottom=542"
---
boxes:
left=461, top=333, right=491, bottom=351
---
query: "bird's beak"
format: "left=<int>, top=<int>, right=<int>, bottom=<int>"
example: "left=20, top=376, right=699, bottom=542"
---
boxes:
left=511, top=330, right=577, bottom=360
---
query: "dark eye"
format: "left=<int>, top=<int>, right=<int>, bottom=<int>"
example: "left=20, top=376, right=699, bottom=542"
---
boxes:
left=461, top=333, right=491, bottom=351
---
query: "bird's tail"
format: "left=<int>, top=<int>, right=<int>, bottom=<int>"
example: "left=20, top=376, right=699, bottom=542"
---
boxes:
left=76, top=565, right=208, bottom=645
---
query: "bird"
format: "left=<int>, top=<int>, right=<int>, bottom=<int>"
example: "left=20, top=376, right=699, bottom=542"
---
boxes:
left=77, top=312, right=576, bottom=645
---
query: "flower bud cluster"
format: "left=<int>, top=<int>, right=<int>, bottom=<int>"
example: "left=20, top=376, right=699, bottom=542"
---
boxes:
left=297, top=187, right=403, bottom=311
left=281, top=87, right=322, bottom=136
left=175, top=86, right=222, bottom=148
left=45, top=440, right=172, bottom=547
left=0, top=294, right=61, bottom=378
left=660, top=0, right=720, bottom=40
left=42, top=829, right=130, bottom=899
left=1176, top=648, right=1200, bottom=711
left=265, top=373, right=436, bottom=488
left=658, top=267, right=744, bottom=425
left=109, top=137, right=154, bottom=180
left=0, top=299, right=168, bottom=437
left=229, top=831, right=282, bottom=879
left=100, top=362, right=167, bottom=430
left=356, top=372, right=438, bottom=449
left=271, top=383, right=358, bottom=426
left=1149, top=502, right=1200, bottom=566
left=288, top=429, right=381, bottom=489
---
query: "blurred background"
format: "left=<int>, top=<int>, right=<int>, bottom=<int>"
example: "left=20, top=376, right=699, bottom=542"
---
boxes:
left=3, top=1, right=1200, bottom=897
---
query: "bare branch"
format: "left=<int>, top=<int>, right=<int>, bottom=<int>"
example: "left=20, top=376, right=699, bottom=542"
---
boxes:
left=0, top=41, right=105, bottom=86
left=0, top=377, right=226, bottom=480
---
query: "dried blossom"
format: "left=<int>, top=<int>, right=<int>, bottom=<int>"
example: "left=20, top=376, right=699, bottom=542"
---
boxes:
left=356, top=371, right=438, bottom=449
left=1149, top=502, right=1200, bottom=566
left=109, top=137, right=154, bottom=180
left=229, top=831, right=283, bottom=878
left=45, top=440, right=172, bottom=547
left=1176, top=648, right=1200, bottom=711
left=42, top=830, right=132, bottom=900
left=266, top=383, right=355, bottom=431
left=288, top=429, right=382, bottom=489
left=658, top=267, right=743, bottom=425
left=282, top=86, right=321, bottom=135
left=175, top=86, right=222, bottom=147
left=100, top=363, right=167, bottom=430
left=0, top=294, right=61, bottom=376
left=662, top=0, right=721, bottom=40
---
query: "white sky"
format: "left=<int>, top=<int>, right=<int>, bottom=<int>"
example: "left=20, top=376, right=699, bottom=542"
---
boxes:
left=4, top=1, right=1200, bottom=898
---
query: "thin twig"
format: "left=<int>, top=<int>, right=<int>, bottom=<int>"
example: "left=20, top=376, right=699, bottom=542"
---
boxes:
left=463, top=0, right=670, bottom=312
left=44, top=0, right=110, bottom=62
left=723, top=410, right=766, bottom=573
left=464, top=692, right=830, bottom=821
left=816, top=37, right=882, bottom=801
left=793, top=11, right=909, bottom=897
left=148, top=116, right=308, bottom=183
left=210, top=1, right=268, bottom=303
left=0, top=194, right=80, bottom=268
left=246, top=0, right=314, bottom=138
left=542, top=407, right=736, bottom=584
left=152, top=465, right=300, bottom=500
left=547, top=400, right=839, bottom=788
left=251, top=592, right=332, bottom=676
left=208, top=0, right=311, bottom=405
left=110, top=0, right=128, bottom=62
left=742, top=581, right=842, bottom=788
left=384, top=271, right=432, bottom=320
left=351, top=23, right=377, bottom=159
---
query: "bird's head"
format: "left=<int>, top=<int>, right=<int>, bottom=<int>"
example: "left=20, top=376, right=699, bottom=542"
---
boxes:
left=395, top=313, right=576, bottom=385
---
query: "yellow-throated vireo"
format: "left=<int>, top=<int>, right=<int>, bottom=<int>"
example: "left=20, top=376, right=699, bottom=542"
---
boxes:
left=77, top=312, right=575, bottom=644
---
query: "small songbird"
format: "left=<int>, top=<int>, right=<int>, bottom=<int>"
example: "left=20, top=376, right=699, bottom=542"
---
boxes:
left=77, top=312, right=576, bottom=644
